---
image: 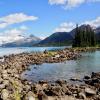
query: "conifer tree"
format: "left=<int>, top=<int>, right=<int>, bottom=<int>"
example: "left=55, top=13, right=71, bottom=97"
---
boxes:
left=72, top=24, right=96, bottom=47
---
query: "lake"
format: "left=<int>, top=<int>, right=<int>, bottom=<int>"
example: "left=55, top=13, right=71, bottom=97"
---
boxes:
left=0, top=46, right=68, bottom=56
left=0, top=47, right=100, bottom=83
left=22, top=50, right=100, bottom=82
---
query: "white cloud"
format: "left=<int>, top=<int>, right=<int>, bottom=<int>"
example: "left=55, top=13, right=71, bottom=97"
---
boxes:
left=53, top=16, right=100, bottom=32
left=0, top=27, right=27, bottom=44
left=66, top=0, right=85, bottom=8
left=0, top=23, right=8, bottom=28
left=0, top=13, right=38, bottom=28
left=84, top=17, right=100, bottom=28
left=54, top=22, right=76, bottom=32
left=49, top=0, right=66, bottom=5
left=40, top=36, right=46, bottom=40
left=49, top=0, right=100, bottom=9
left=4, top=29, right=24, bottom=37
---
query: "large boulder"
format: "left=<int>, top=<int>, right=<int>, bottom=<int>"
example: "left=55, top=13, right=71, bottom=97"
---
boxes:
left=85, top=88, right=96, bottom=95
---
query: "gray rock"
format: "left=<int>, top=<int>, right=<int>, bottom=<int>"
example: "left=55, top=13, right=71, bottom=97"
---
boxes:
left=85, top=88, right=96, bottom=95
left=1, top=89, right=9, bottom=100
left=38, top=90, right=48, bottom=100
left=3, top=80, right=9, bottom=86
left=70, top=77, right=81, bottom=81
left=79, top=92, right=86, bottom=99
left=2, top=70, right=7, bottom=74
left=27, top=91, right=36, bottom=100
left=54, top=54, right=60, bottom=58
left=28, top=96, right=35, bottom=100
left=2, top=70, right=8, bottom=79
left=0, top=84, right=5, bottom=89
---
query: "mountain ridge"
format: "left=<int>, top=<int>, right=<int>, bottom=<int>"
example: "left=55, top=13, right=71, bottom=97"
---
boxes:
left=36, top=24, right=99, bottom=46
left=35, top=32, right=73, bottom=46
left=2, top=35, right=41, bottom=47
left=2, top=24, right=100, bottom=47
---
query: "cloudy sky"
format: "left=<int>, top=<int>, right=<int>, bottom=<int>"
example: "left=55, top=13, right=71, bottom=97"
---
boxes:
left=0, top=0, right=100, bottom=44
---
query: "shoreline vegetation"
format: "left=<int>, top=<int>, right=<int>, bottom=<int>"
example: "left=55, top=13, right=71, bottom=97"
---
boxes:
left=0, top=47, right=100, bottom=100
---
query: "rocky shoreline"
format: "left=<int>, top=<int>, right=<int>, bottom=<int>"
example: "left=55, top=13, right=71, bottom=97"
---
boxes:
left=0, top=47, right=100, bottom=100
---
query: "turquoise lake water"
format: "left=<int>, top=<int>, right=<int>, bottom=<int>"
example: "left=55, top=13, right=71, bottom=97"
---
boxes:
left=22, top=51, right=100, bottom=82
left=0, top=46, right=67, bottom=56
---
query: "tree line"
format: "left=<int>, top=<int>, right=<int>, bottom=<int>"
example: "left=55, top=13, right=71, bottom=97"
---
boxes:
left=72, top=24, right=96, bottom=47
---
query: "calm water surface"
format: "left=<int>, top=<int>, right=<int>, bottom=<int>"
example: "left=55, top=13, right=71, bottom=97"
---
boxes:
left=22, top=51, right=100, bottom=82
left=0, top=46, right=67, bottom=56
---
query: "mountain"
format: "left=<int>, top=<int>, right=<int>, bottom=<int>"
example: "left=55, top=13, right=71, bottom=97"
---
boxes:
left=36, top=32, right=73, bottom=46
left=95, top=27, right=100, bottom=34
left=36, top=25, right=93, bottom=46
left=2, top=25, right=100, bottom=47
left=2, top=35, right=41, bottom=47
left=38, top=25, right=100, bottom=46
left=37, top=25, right=100, bottom=46
left=69, top=24, right=93, bottom=37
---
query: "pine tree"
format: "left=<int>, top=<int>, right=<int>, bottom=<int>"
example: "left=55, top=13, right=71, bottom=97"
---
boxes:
left=91, top=30, right=96, bottom=46
left=72, top=24, right=96, bottom=47
left=73, top=24, right=80, bottom=47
